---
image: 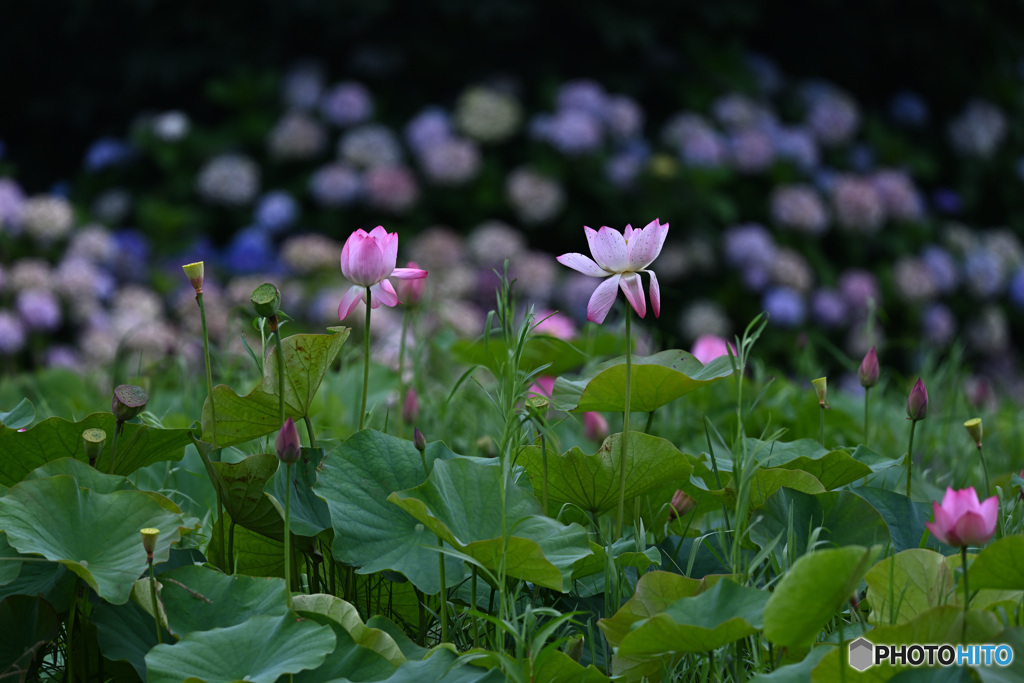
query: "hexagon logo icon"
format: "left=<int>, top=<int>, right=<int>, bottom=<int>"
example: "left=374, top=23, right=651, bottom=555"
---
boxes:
left=849, top=637, right=874, bottom=671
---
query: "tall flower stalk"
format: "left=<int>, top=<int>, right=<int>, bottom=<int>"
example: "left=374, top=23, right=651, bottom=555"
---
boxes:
left=276, top=418, right=301, bottom=611
left=964, top=418, right=989, bottom=495
left=337, top=227, right=427, bottom=431
left=858, top=347, right=879, bottom=444
left=905, top=378, right=928, bottom=499
left=557, top=219, right=668, bottom=540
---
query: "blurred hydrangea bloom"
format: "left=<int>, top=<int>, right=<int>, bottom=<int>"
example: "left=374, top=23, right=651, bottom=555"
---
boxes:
left=282, top=62, right=325, bottom=110
left=889, top=91, right=929, bottom=126
left=770, top=248, right=814, bottom=291
left=763, top=287, right=806, bottom=327
left=196, top=154, right=260, bottom=206
left=56, top=257, right=114, bottom=302
left=556, top=79, right=609, bottom=117
left=505, top=167, right=565, bottom=225
left=771, top=184, right=828, bottom=234
left=920, top=245, right=959, bottom=293
left=409, top=226, right=466, bottom=269
left=9, top=260, right=54, bottom=291
left=985, top=230, right=1024, bottom=272
left=811, top=288, right=848, bottom=328
left=681, top=129, right=729, bottom=168
left=455, top=86, right=522, bottom=143
left=405, top=107, right=453, bottom=153
left=113, top=229, right=151, bottom=282
left=21, top=195, right=74, bottom=244
left=512, top=251, right=559, bottom=303
left=893, top=257, right=938, bottom=302
left=604, top=140, right=650, bottom=189
left=1008, top=267, right=1024, bottom=308
left=804, top=84, right=860, bottom=145
left=282, top=234, right=343, bottom=274
left=678, top=300, right=731, bottom=341
left=963, top=248, right=1005, bottom=298
left=922, top=303, right=956, bottom=346
left=320, top=81, right=374, bottom=127
left=712, top=93, right=761, bottom=130
left=254, top=190, right=299, bottom=232
left=771, top=127, right=819, bottom=170
left=467, top=220, right=526, bottom=266
left=151, top=110, right=191, bottom=142
left=309, top=163, right=362, bottom=207
left=967, top=306, right=1009, bottom=355
left=338, top=124, right=403, bottom=168
left=417, top=137, right=482, bottom=186
left=838, top=269, right=880, bottom=310
left=723, top=223, right=777, bottom=272
left=605, top=95, right=644, bottom=139
left=363, top=164, right=419, bottom=212
left=0, top=178, right=27, bottom=231
left=872, top=169, right=923, bottom=221
left=0, top=311, right=26, bottom=354
left=84, top=138, right=132, bottom=172
left=831, top=175, right=885, bottom=232
left=16, top=289, right=62, bottom=331
left=268, top=112, right=328, bottom=161
left=947, top=100, right=1007, bottom=159
left=91, top=188, right=132, bottom=225
left=537, top=109, right=603, bottom=155
left=729, top=129, right=775, bottom=173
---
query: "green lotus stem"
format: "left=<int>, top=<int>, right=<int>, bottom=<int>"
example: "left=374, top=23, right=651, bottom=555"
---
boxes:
left=197, top=292, right=218, bottom=447
left=303, top=414, right=317, bottom=449
left=359, top=290, right=372, bottom=431
left=397, top=310, right=410, bottom=437
left=863, top=386, right=871, bottom=445
left=540, top=432, right=549, bottom=514
left=284, top=462, right=294, bottom=611
left=66, top=587, right=77, bottom=681
left=905, top=420, right=917, bottom=499
left=228, top=521, right=235, bottom=572
left=107, top=428, right=120, bottom=475
left=438, top=536, right=447, bottom=643
left=471, top=566, right=479, bottom=648
left=977, top=444, right=991, bottom=497
left=149, top=560, right=162, bottom=644
left=961, top=545, right=969, bottom=644
left=615, top=307, right=633, bottom=541
left=273, top=323, right=285, bottom=429
left=819, top=404, right=826, bottom=447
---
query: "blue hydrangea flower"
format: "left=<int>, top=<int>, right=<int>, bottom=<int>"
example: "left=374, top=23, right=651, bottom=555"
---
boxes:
left=405, top=107, right=453, bottom=153
left=921, top=245, right=959, bottom=293
left=113, top=229, right=150, bottom=282
left=964, top=248, right=1004, bottom=298
left=84, top=138, right=132, bottom=172
left=1009, top=267, right=1024, bottom=308
left=254, top=191, right=299, bottom=233
left=222, top=227, right=276, bottom=275
left=811, top=288, right=849, bottom=328
left=763, top=287, right=806, bottom=327
left=889, top=91, right=929, bottom=126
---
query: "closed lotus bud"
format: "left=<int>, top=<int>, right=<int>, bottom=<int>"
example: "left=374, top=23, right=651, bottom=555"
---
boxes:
left=275, top=417, right=301, bottom=464
left=811, top=377, right=828, bottom=407
left=82, top=428, right=107, bottom=467
left=395, top=261, right=426, bottom=305
left=907, top=378, right=929, bottom=421
left=250, top=282, right=281, bottom=319
left=182, top=261, right=205, bottom=295
left=140, top=527, right=160, bottom=558
left=413, top=427, right=427, bottom=452
left=402, top=388, right=419, bottom=424
left=669, top=489, right=696, bottom=520
left=858, top=347, right=879, bottom=388
left=964, top=418, right=983, bottom=448
left=563, top=636, right=584, bottom=663
left=112, top=384, right=149, bottom=431
left=583, top=412, right=609, bottom=442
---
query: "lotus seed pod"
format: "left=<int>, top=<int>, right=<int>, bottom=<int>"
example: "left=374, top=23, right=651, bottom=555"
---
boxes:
left=140, top=527, right=160, bottom=556
left=182, top=261, right=205, bottom=294
left=964, top=417, right=983, bottom=448
left=812, top=376, right=828, bottom=407
left=82, top=428, right=107, bottom=467
left=112, top=384, right=149, bottom=426
left=250, top=282, right=281, bottom=319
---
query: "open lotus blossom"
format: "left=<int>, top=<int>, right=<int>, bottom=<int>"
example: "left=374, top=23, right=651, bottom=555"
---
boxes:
left=926, top=486, right=998, bottom=547
left=557, top=219, right=668, bottom=323
left=338, top=226, right=428, bottom=320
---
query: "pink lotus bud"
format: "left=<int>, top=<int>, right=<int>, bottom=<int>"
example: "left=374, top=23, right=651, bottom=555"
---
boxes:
left=582, top=412, right=608, bottom=441
left=925, top=487, right=997, bottom=547
left=669, top=489, right=696, bottom=520
left=402, top=388, right=419, bottom=424
left=858, top=347, right=879, bottom=388
left=275, top=417, right=301, bottom=464
left=906, top=378, right=928, bottom=421
left=413, top=427, right=427, bottom=452
left=690, top=335, right=735, bottom=365
left=395, top=261, right=426, bottom=305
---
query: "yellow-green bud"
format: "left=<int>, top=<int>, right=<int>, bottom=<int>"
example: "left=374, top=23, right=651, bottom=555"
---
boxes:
left=140, top=528, right=160, bottom=557
left=812, top=377, right=828, bottom=407
left=82, top=428, right=107, bottom=467
left=964, top=418, right=983, bottom=448
left=182, top=261, right=204, bottom=294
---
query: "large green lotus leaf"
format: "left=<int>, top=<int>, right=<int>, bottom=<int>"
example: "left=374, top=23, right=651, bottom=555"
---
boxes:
left=314, top=430, right=464, bottom=594
left=977, top=627, right=1024, bottom=683
left=748, top=438, right=871, bottom=490
left=293, top=593, right=405, bottom=666
left=851, top=487, right=946, bottom=553
left=572, top=539, right=661, bottom=582
left=864, top=549, right=955, bottom=626
left=764, top=545, right=880, bottom=647
left=92, top=594, right=166, bottom=680
left=267, top=446, right=333, bottom=537
left=207, top=511, right=285, bottom=578
left=0, top=533, right=23, bottom=585
left=518, top=432, right=692, bottom=514
left=388, top=457, right=593, bottom=592
left=201, top=328, right=349, bottom=448
left=0, top=413, right=192, bottom=486
left=747, top=645, right=831, bottom=683
left=291, top=624, right=397, bottom=683
left=0, top=595, right=59, bottom=677
left=0, top=397, right=34, bottom=430
left=145, top=614, right=336, bottom=683
left=0, top=558, right=76, bottom=613
left=552, top=350, right=733, bottom=413
left=211, top=453, right=284, bottom=542
left=599, top=571, right=718, bottom=647
left=674, top=467, right=825, bottom=517
left=617, top=578, right=769, bottom=655
left=23, top=457, right=134, bottom=494
left=968, top=536, right=1024, bottom=591
left=533, top=650, right=611, bottom=683
left=0, top=476, right=185, bottom=604
left=452, top=330, right=621, bottom=377
left=366, top=615, right=431, bottom=661
left=365, top=649, right=505, bottom=683
left=748, top=489, right=891, bottom=552
left=142, top=564, right=289, bottom=637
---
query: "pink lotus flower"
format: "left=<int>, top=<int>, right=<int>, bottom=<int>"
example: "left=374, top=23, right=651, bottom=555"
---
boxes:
left=583, top=411, right=608, bottom=441
left=691, top=334, right=735, bottom=365
left=533, top=310, right=577, bottom=340
left=394, top=260, right=426, bottom=306
left=926, top=487, right=997, bottom=547
left=338, top=227, right=428, bottom=320
left=557, top=219, right=668, bottom=323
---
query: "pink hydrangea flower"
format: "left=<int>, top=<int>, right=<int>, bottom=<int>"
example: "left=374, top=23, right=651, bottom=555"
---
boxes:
left=926, top=487, right=997, bottom=547
left=338, top=227, right=427, bottom=320
left=557, top=219, right=668, bottom=323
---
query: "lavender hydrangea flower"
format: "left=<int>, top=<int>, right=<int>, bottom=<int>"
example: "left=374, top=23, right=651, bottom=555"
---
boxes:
left=604, top=146, right=647, bottom=189
left=309, top=163, right=362, bottom=207
left=805, top=86, right=860, bottom=145
left=405, top=107, right=453, bottom=153
left=91, top=189, right=132, bottom=225
left=681, top=128, right=729, bottom=168
left=455, top=87, right=522, bottom=143
left=811, top=288, right=849, bottom=328
left=948, top=100, right=1007, bottom=159
left=113, top=229, right=151, bottom=282
left=723, top=223, right=777, bottom=271
left=1008, top=267, right=1024, bottom=308
left=893, top=257, right=938, bottom=302
left=921, top=245, right=959, bottom=293
left=712, top=93, right=760, bottom=130
left=21, top=196, right=74, bottom=244
left=762, top=287, right=806, bottom=327
left=872, top=169, right=923, bottom=222
left=196, top=154, right=260, bottom=206
left=281, top=62, right=325, bottom=110
left=542, top=109, right=603, bottom=155
left=151, top=111, right=190, bottom=142
left=770, top=248, right=814, bottom=291
left=831, top=175, right=885, bottom=232
left=338, top=124, right=403, bottom=168
left=268, top=112, right=328, bottom=161
left=839, top=269, right=880, bottom=310
left=16, top=289, right=62, bottom=331
left=771, top=184, right=829, bottom=234
left=556, top=80, right=609, bottom=117
left=889, top=91, right=929, bottom=126
left=605, top=95, right=644, bottom=139
left=678, top=300, right=731, bottom=341
left=320, top=81, right=374, bottom=127
left=506, top=167, right=565, bottom=225
left=467, top=220, right=526, bottom=266
left=254, top=191, right=299, bottom=233
left=363, top=165, right=419, bottom=213
left=0, top=178, right=26, bottom=231
left=729, top=129, right=775, bottom=173
left=922, top=303, right=956, bottom=346
left=417, top=137, right=482, bottom=186
left=963, top=248, right=1005, bottom=298
left=0, top=311, right=26, bottom=354
left=772, top=127, right=819, bottom=170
